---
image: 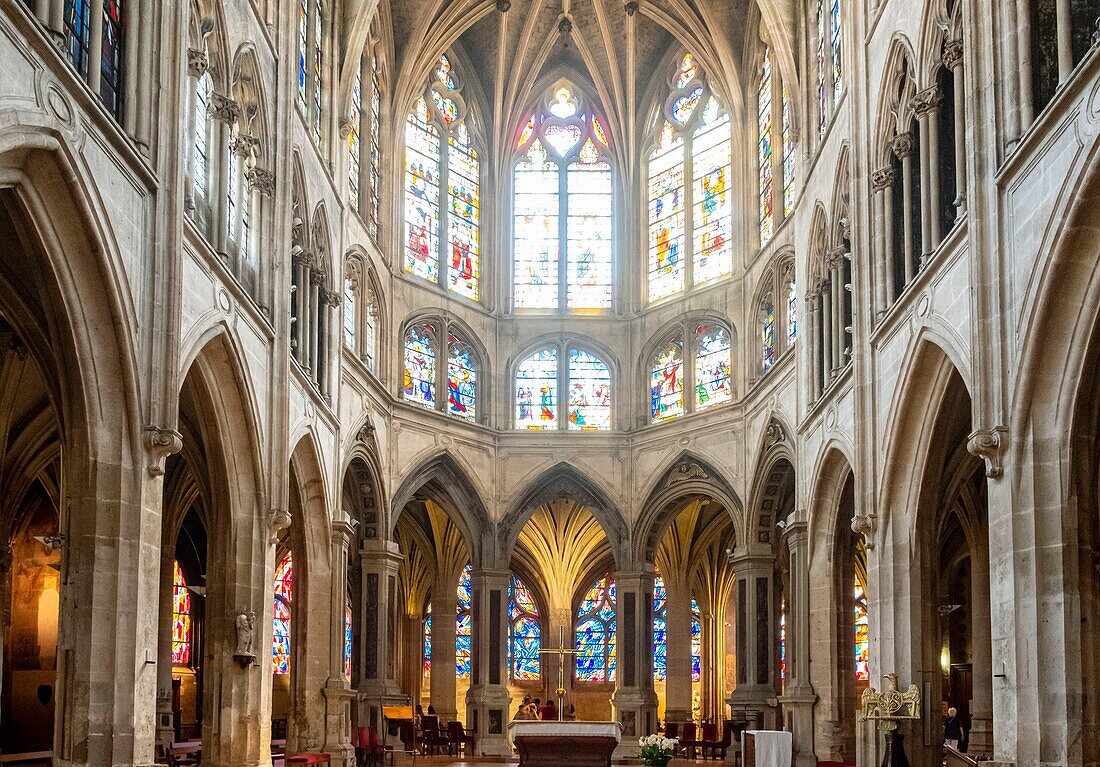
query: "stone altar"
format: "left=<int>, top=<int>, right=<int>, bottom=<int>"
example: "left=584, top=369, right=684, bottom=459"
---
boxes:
left=508, top=721, right=622, bottom=767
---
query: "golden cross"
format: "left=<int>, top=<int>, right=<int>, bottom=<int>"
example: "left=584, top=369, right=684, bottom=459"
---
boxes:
left=538, top=625, right=578, bottom=721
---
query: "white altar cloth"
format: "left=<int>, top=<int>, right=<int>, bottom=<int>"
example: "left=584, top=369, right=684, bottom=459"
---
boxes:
left=507, top=721, right=623, bottom=740
left=746, top=730, right=792, bottom=767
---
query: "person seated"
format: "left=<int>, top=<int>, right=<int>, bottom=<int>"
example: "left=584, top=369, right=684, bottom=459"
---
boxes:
left=540, top=699, right=557, bottom=721
left=515, top=697, right=533, bottom=720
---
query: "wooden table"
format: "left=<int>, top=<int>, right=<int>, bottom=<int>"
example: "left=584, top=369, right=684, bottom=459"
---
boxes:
left=508, top=721, right=622, bottom=767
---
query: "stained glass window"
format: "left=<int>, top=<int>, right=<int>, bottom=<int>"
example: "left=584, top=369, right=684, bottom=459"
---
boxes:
left=831, top=0, right=843, bottom=103
left=403, top=322, right=436, bottom=409
left=648, top=54, right=732, bottom=302
left=364, top=294, right=378, bottom=372
left=348, top=63, right=362, bottom=211
left=404, top=56, right=480, bottom=300
left=343, top=276, right=357, bottom=350
left=855, top=577, right=869, bottom=681
left=695, top=324, right=731, bottom=410
left=297, top=0, right=308, bottom=108
left=567, top=349, right=611, bottom=431
left=786, top=275, right=798, bottom=346
left=691, top=598, right=702, bottom=682
left=762, top=294, right=777, bottom=373
left=758, top=50, right=774, bottom=246
left=782, top=87, right=796, bottom=218
left=423, top=606, right=432, bottom=673
left=172, top=561, right=192, bottom=666
left=653, top=575, right=667, bottom=681
left=817, top=0, right=828, bottom=134
left=344, top=601, right=354, bottom=682
left=509, top=574, right=541, bottom=680
left=650, top=332, right=685, bottom=422
left=64, top=0, right=91, bottom=76
left=457, top=564, right=472, bottom=679
left=779, top=599, right=787, bottom=687
left=273, top=552, right=293, bottom=675
left=514, top=84, right=613, bottom=311
left=447, top=332, right=477, bottom=421
left=192, top=70, right=213, bottom=210
left=100, top=0, right=125, bottom=117
left=311, top=0, right=323, bottom=142
left=576, top=576, right=616, bottom=683
left=516, top=348, right=558, bottom=430
left=368, top=55, right=382, bottom=238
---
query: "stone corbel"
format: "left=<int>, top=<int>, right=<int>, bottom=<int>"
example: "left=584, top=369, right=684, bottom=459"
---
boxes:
left=967, top=426, right=1008, bottom=478
left=208, top=92, right=241, bottom=124
left=764, top=421, right=785, bottom=448
left=143, top=426, right=183, bottom=477
left=268, top=508, right=292, bottom=544
left=851, top=513, right=876, bottom=550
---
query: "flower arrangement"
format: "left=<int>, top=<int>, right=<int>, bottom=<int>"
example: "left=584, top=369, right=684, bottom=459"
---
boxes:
left=638, top=734, right=679, bottom=767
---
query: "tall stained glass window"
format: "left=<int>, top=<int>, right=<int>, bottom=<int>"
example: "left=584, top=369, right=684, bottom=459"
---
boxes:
left=64, top=0, right=92, bottom=77
left=273, top=552, right=293, bottom=675
left=100, top=0, right=125, bottom=117
left=348, top=64, right=362, bottom=211
left=782, top=88, right=796, bottom=218
left=344, top=601, right=354, bottom=682
left=457, top=564, right=472, bottom=679
left=816, top=0, right=828, bottom=134
left=786, top=272, right=798, bottom=346
left=191, top=67, right=213, bottom=219
left=761, top=293, right=777, bottom=373
left=368, top=55, right=382, bottom=237
left=779, top=599, right=787, bottom=687
left=855, top=540, right=869, bottom=681
left=653, top=575, right=667, bottom=681
left=311, top=0, right=323, bottom=142
left=514, top=84, right=613, bottom=312
left=515, top=344, right=612, bottom=431
left=365, top=294, right=378, bottom=372
left=509, top=574, right=541, bottom=681
left=423, top=606, right=432, bottom=673
left=758, top=50, right=775, bottom=246
left=402, top=318, right=479, bottom=422
left=816, top=0, right=843, bottom=134
left=831, top=0, right=843, bottom=103
left=297, top=0, right=308, bottom=108
left=648, top=53, right=732, bottom=302
left=343, top=275, right=357, bottom=350
left=172, top=561, right=192, bottom=666
left=691, top=598, right=702, bottom=682
left=576, top=575, right=616, bottom=683
left=650, top=319, right=734, bottom=423
left=403, top=55, right=480, bottom=300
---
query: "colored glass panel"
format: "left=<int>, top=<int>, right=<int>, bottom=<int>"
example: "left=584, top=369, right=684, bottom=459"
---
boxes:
left=509, top=574, right=541, bottom=680
left=297, top=0, right=307, bottom=107
left=648, top=123, right=685, bottom=300
left=693, top=98, right=732, bottom=285
left=672, top=87, right=703, bottom=123
left=368, top=56, right=382, bottom=239
left=344, top=602, right=354, bottom=682
left=787, top=277, right=798, bottom=346
left=423, top=608, right=432, bottom=673
left=311, top=0, right=322, bottom=141
left=447, top=125, right=480, bottom=300
left=567, top=348, right=611, bottom=431
left=365, top=298, right=378, bottom=371
left=782, top=87, right=796, bottom=218
left=759, top=51, right=774, bottom=245
left=172, top=561, right=191, bottom=666
left=676, top=53, right=699, bottom=89
left=575, top=576, right=616, bottom=683
left=545, top=123, right=582, bottom=156
left=515, top=348, right=558, bottom=429
left=436, top=54, right=456, bottom=88
left=446, top=333, right=477, bottom=421
left=762, top=295, right=777, bottom=372
left=566, top=150, right=613, bottom=310
left=653, top=576, right=667, bottom=681
left=457, top=564, right=472, bottom=679
left=343, top=277, right=356, bottom=349
left=691, top=598, right=702, bottom=682
left=348, top=63, right=362, bottom=210
left=403, top=323, right=436, bottom=409
left=273, top=553, right=293, bottom=675
left=64, top=0, right=92, bottom=76
left=855, top=578, right=869, bottom=681
left=549, top=86, right=578, bottom=118
left=816, top=0, right=828, bottom=134
left=779, top=601, right=787, bottom=687
left=192, top=72, right=212, bottom=206
left=592, top=117, right=609, bottom=146
left=650, top=333, right=685, bottom=422
left=432, top=89, right=458, bottom=125
left=513, top=140, right=560, bottom=309
left=695, top=324, right=731, bottom=410
left=831, top=0, right=843, bottom=103
left=100, top=0, right=125, bottom=117
left=404, top=99, right=441, bottom=282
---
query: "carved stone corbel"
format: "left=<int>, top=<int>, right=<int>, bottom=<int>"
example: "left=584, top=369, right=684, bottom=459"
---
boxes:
left=143, top=427, right=183, bottom=477
left=764, top=421, right=785, bottom=448
left=967, top=426, right=1008, bottom=478
left=851, top=513, right=876, bottom=550
left=268, top=508, right=292, bottom=544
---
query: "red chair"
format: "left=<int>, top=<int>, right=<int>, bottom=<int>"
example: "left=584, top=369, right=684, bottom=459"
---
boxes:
left=681, top=723, right=700, bottom=760
left=448, top=720, right=475, bottom=757
left=286, top=754, right=331, bottom=765
left=663, top=721, right=679, bottom=739
left=698, top=722, right=717, bottom=760
left=705, top=721, right=734, bottom=762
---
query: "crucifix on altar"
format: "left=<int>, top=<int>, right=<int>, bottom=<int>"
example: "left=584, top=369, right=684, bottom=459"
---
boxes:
left=538, top=625, right=577, bottom=721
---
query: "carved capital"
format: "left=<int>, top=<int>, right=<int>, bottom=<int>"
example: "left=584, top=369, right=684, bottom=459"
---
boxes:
left=246, top=166, right=275, bottom=196
left=310, top=268, right=327, bottom=287
left=851, top=513, right=876, bottom=550
left=268, top=508, right=292, bottom=544
left=230, top=132, right=260, bottom=159
left=338, top=118, right=354, bottom=141
left=496, top=0, right=512, bottom=11
left=323, top=288, right=342, bottom=308
left=825, top=246, right=846, bottom=269
left=187, top=48, right=209, bottom=78
left=143, top=426, right=183, bottom=477
left=623, top=1, right=639, bottom=14
left=871, top=166, right=896, bottom=191
left=891, top=131, right=915, bottom=159
left=967, top=426, right=1008, bottom=478
left=209, top=92, right=241, bottom=124
left=942, top=39, right=963, bottom=70
left=912, top=85, right=944, bottom=117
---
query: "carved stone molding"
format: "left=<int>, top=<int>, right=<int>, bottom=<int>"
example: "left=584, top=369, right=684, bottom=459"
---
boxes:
left=356, top=422, right=375, bottom=443
left=967, top=426, right=1008, bottom=478
left=942, top=39, right=963, bottom=70
left=268, top=508, right=292, bottom=544
left=143, top=426, right=183, bottom=477
left=665, top=462, right=707, bottom=487
left=851, top=513, right=876, bottom=550
left=891, top=131, right=915, bottom=159
left=871, top=166, right=896, bottom=191
left=912, top=85, right=944, bottom=117
left=310, top=268, right=327, bottom=287
left=825, top=246, right=846, bottom=270
left=187, top=48, right=209, bottom=78
left=209, top=92, right=241, bottom=124
left=246, top=167, right=275, bottom=196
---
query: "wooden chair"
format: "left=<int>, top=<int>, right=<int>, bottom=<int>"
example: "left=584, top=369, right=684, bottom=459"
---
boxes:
left=680, top=722, right=700, bottom=760
left=447, top=720, right=475, bottom=757
left=663, top=721, right=679, bottom=739
left=420, top=716, right=450, bottom=756
left=704, top=721, right=734, bottom=761
left=699, top=722, right=718, bottom=760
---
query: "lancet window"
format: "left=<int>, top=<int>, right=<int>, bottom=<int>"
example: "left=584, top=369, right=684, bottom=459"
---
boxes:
left=457, top=564, right=472, bottom=679
left=652, top=576, right=702, bottom=682
left=815, top=0, right=843, bottom=134
left=172, top=561, right=192, bottom=666
left=63, top=1, right=126, bottom=119
left=509, top=574, right=541, bottom=681
left=296, top=0, right=327, bottom=144
left=514, top=343, right=612, bottom=431
left=343, top=258, right=380, bottom=374
left=647, top=53, right=733, bottom=302
left=272, top=552, right=293, bottom=675
left=759, top=46, right=797, bottom=246
left=404, top=54, right=480, bottom=301
left=759, top=260, right=797, bottom=376
left=513, top=83, right=614, bottom=312
left=402, top=316, right=479, bottom=422
left=348, top=39, right=384, bottom=239
left=649, top=319, right=733, bottom=423
left=576, top=575, right=616, bottom=683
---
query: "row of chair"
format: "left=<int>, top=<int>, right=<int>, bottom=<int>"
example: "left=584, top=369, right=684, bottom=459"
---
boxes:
left=394, top=716, right=475, bottom=758
left=664, top=721, right=740, bottom=762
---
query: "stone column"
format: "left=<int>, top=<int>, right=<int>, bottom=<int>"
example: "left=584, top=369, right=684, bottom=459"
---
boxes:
left=86, top=0, right=104, bottom=96
left=914, top=85, right=944, bottom=261
left=663, top=580, right=693, bottom=726
left=968, top=541, right=994, bottom=755
left=893, top=132, right=916, bottom=287
left=429, top=571, right=460, bottom=721
left=727, top=552, right=777, bottom=730
left=611, top=568, right=658, bottom=754
left=322, top=513, right=356, bottom=767
left=828, top=248, right=844, bottom=373
left=871, top=167, right=895, bottom=316
left=209, top=94, right=240, bottom=256
left=466, top=569, right=512, bottom=756
left=358, top=541, right=407, bottom=732
left=1015, top=0, right=1034, bottom=128
left=944, top=41, right=967, bottom=221
left=806, top=290, right=821, bottom=402
left=777, top=522, right=816, bottom=767
left=1055, top=0, right=1073, bottom=82
left=819, top=279, right=832, bottom=386
left=46, top=0, right=64, bottom=40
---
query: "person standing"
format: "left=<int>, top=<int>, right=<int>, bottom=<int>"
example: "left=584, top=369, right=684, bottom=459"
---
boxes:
left=943, top=707, right=964, bottom=750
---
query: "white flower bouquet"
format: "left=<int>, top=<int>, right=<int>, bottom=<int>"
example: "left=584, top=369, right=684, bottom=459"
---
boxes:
left=638, top=734, right=679, bottom=766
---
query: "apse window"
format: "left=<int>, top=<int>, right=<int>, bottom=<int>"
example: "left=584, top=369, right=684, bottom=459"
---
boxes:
left=648, top=53, right=733, bottom=302
left=513, top=82, right=614, bottom=312
left=515, top=343, right=612, bottom=431
left=649, top=320, right=733, bottom=424
left=402, top=317, right=479, bottom=422
left=404, top=54, right=481, bottom=301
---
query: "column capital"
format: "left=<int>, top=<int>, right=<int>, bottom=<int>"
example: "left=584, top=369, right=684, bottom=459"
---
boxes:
left=331, top=509, right=356, bottom=547
left=208, top=92, right=241, bottom=124
left=230, top=131, right=260, bottom=159
left=891, top=131, right=915, bottom=159
left=912, top=85, right=944, bottom=117
left=726, top=550, right=776, bottom=571
left=246, top=167, right=275, bottom=196
left=781, top=518, right=808, bottom=547
left=942, top=39, right=963, bottom=70
left=187, top=47, right=209, bottom=78
left=359, top=539, right=403, bottom=569
left=871, top=165, right=896, bottom=191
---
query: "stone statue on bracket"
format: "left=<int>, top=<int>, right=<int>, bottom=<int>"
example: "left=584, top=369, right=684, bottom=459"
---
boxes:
left=234, top=611, right=257, bottom=668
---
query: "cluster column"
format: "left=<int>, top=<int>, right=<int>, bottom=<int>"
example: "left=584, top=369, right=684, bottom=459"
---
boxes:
left=727, top=552, right=778, bottom=730
left=429, top=570, right=460, bottom=721
left=943, top=40, right=967, bottom=221
left=871, top=166, right=896, bottom=317
left=914, top=85, right=944, bottom=264
left=466, top=569, right=513, bottom=755
left=611, top=567, right=658, bottom=753
left=356, top=540, right=405, bottom=732
left=776, top=522, right=816, bottom=767
left=662, top=578, right=694, bottom=726
left=892, top=132, right=917, bottom=286
left=321, top=513, right=356, bottom=767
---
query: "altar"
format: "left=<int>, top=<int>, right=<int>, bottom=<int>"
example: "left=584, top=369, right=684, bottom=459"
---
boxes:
left=508, top=721, right=622, bottom=767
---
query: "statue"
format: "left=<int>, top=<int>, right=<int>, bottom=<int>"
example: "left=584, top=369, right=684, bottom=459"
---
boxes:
left=233, top=611, right=256, bottom=668
left=859, top=673, right=921, bottom=767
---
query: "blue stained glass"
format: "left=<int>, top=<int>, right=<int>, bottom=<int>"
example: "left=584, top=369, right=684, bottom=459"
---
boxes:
left=404, top=99, right=441, bottom=282
left=423, top=609, right=432, bottom=673
left=567, top=348, right=611, bottom=431
left=651, top=332, right=685, bottom=422
left=691, top=597, right=702, bottom=682
left=576, top=576, right=616, bottom=682
left=516, top=348, right=558, bottom=429
left=509, top=574, right=541, bottom=680
left=344, top=602, right=354, bottom=682
left=762, top=295, right=777, bottom=373
left=64, top=0, right=92, bottom=76
left=457, top=564, right=472, bottom=679
left=272, top=553, right=293, bottom=675
left=653, top=575, right=667, bottom=681
left=447, top=333, right=477, bottom=421
left=403, top=323, right=436, bottom=408
left=695, top=324, right=732, bottom=410
left=297, top=0, right=307, bottom=107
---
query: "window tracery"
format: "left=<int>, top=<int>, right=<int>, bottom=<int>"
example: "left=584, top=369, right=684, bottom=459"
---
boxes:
left=457, top=564, right=472, bottom=678
left=343, top=257, right=381, bottom=374
left=758, top=45, right=796, bottom=246
left=63, top=0, right=126, bottom=118
left=514, top=343, right=612, bottom=431
left=514, top=83, right=613, bottom=312
left=648, top=54, right=732, bottom=302
left=402, top=316, right=479, bottom=422
left=758, top=260, right=797, bottom=376
left=816, top=0, right=844, bottom=134
left=649, top=319, right=733, bottom=423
